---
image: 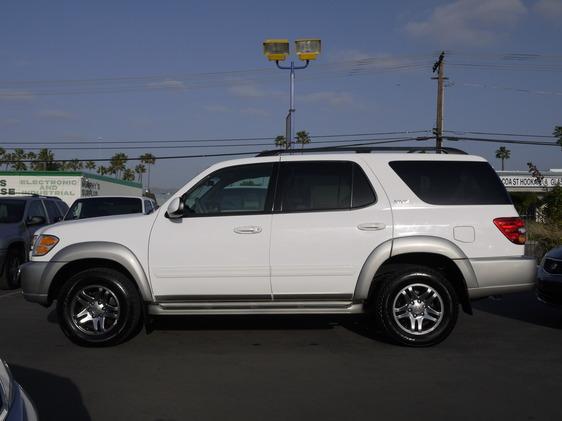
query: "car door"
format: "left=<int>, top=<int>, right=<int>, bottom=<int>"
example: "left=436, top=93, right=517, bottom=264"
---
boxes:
left=148, top=162, right=277, bottom=300
left=269, top=158, right=393, bottom=300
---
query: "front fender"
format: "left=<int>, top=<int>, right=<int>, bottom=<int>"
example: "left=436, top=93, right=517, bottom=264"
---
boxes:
left=48, top=241, right=153, bottom=301
left=353, top=236, right=478, bottom=301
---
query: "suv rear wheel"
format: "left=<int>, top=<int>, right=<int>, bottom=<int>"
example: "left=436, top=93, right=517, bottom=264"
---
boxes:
left=374, top=264, right=458, bottom=347
left=57, top=268, right=143, bottom=347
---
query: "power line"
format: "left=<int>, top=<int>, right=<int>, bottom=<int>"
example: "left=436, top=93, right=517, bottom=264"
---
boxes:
left=0, top=137, right=419, bottom=151
left=456, top=82, right=562, bottom=97
left=0, top=138, right=420, bottom=163
left=445, top=130, right=555, bottom=139
left=0, top=130, right=430, bottom=145
left=446, top=136, right=560, bottom=146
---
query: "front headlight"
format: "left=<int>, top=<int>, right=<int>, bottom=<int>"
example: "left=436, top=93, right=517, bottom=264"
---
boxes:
left=32, top=235, right=59, bottom=257
left=0, top=359, right=14, bottom=420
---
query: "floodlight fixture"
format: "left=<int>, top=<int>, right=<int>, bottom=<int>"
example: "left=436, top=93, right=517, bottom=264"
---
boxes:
left=295, top=39, right=321, bottom=61
left=263, top=39, right=290, bottom=61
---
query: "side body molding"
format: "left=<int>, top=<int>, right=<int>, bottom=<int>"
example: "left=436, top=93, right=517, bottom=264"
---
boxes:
left=353, top=236, right=478, bottom=302
left=49, top=242, right=153, bottom=301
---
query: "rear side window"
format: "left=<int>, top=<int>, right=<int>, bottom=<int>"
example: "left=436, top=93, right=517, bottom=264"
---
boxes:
left=277, top=161, right=376, bottom=212
left=389, top=161, right=512, bottom=205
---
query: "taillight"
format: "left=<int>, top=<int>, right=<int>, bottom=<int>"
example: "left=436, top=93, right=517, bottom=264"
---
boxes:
left=493, top=217, right=526, bottom=245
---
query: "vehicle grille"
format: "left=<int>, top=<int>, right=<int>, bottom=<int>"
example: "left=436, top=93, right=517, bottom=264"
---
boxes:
left=543, top=258, right=562, bottom=274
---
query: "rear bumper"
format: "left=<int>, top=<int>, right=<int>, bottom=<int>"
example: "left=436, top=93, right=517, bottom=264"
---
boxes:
left=468, top=256, right=537, bottom=299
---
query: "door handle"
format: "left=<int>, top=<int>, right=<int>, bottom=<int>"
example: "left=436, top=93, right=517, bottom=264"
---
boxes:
left=357, top=222, right=386, bottom=231
left=234, top=226, right=262, bottom=234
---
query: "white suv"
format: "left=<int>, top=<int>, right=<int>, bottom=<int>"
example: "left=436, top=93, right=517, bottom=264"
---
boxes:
left=20, top=147, right=536, bottom=347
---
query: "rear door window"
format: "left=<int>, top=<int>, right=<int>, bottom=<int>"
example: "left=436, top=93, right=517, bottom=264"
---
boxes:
left=389, top=161, right=512, bottom=205
left=277, top=161, right=376, bottom=212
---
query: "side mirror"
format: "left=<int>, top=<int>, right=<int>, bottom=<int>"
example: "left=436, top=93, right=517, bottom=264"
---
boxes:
left=26, top=215, right=46, bottom=226
left=166, top=198, right=184, bottom=219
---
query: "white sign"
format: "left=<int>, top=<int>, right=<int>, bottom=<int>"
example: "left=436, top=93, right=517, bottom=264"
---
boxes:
left=500, top=175, right=562, bottom=191
left=0, top=175, right=80, bottom=202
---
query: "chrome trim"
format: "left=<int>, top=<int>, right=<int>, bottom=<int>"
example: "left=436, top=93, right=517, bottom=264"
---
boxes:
left=148, top=302, right=364, bottom=315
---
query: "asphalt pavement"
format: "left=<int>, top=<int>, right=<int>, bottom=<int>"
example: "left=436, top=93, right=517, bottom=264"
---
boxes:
left=1, top=289, right=561, bottom=421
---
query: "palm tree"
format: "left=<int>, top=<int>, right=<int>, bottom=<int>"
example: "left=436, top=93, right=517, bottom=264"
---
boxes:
left=295, top=130, right=311, bottom=149
left=66, top=159, right=83, bottom=171
left=32, top=148, right=57, bottom=171
left=109, top=153, right=128, bottom=178
left=3, top=152, right=13, bottom=170
left=139, top=153, right=156, bottom=191
left=274, top=135, right=287, bottom=149
left=84, top=160, right=96, bottom=171
left=554, top=126, right=562, bottom=149
left=495, top=146, right=511, bottom=171
left=11, top=148, right=27, bottom=171
left=134, top=164, right=146, bottom=185
left=97, top=166, right=109, bottom=176
left=122, top=168, right=135, bottom=181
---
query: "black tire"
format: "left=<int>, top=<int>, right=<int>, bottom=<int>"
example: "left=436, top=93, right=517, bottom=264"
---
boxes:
left=0, top=248, right=25, bottom=290
left=57, top=268, right=143, bottom=347
left=373, top=264, right=458, bottom=347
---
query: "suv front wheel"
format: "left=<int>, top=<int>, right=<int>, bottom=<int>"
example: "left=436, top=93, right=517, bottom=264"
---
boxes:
left=374, top=265, right=458, bottom=347
left=57, top=268, right=143, bottom=347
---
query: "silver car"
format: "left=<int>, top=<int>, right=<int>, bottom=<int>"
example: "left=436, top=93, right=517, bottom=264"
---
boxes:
left=0, top=359, right=38, bottom=421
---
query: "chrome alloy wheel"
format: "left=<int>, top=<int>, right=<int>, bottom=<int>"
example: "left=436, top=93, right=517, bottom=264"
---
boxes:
left=392, top=283, right=444, bottom=335
left=70, top=285, right=121, bottom=335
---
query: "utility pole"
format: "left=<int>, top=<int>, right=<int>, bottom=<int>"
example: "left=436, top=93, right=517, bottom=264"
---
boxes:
left=432, top=51, right=446, bottom=153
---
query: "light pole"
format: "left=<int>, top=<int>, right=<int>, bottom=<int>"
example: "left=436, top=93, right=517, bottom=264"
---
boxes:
left=263, top=39, right=321, bottom=149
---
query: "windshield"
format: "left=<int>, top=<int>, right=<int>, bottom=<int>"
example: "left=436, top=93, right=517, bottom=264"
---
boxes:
left=0, top=199, right=26, bottom=223
left=65, top=197, right=142, bottom=220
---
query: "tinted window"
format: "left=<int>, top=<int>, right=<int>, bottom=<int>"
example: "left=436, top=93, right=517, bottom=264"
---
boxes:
left=55, top=201, right=69, bottom=216
left=65, top=197, right=143, bottom=220
left=182, top=163, right=274, bottom=216
left=0, top=200, right=26, bottom=223
left=279, top=162, right=352, bottom=212
left=352, top=164, right=376, bottom=208
left=389, top=161, right=512, bottom=205
left=28, top=200, right=47, bottom=219
left=44, top=200, right=62, bottom=221
left=144, top=200, right=153, bottom=214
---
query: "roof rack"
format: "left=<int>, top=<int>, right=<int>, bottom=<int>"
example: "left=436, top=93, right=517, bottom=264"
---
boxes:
left=256, top=146, right=468, bottom=157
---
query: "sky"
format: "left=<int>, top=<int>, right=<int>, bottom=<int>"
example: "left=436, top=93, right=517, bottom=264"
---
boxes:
left=1, top=0, right=562, bottom=190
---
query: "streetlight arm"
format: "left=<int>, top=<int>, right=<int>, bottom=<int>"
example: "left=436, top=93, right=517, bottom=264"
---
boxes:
left=275, top=60, right=310, bottom=70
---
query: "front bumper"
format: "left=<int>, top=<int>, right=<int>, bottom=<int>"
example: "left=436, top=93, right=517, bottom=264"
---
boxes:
left=5, top=383, right=38, bottom=421
left=20, top=261, right=64, bottom=306
left=0, top=249, right=7, bottom=280
left=536, top=267, right=562, bottom=305
left=468, top=256, right=537, bottom=299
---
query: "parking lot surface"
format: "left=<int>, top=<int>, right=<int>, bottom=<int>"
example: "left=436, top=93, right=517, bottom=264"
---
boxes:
left=1, top=289, right=561, bottom=421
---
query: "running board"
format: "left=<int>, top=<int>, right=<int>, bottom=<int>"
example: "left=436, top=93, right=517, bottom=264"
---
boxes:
left=148, top=301, right=364, bottom=315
